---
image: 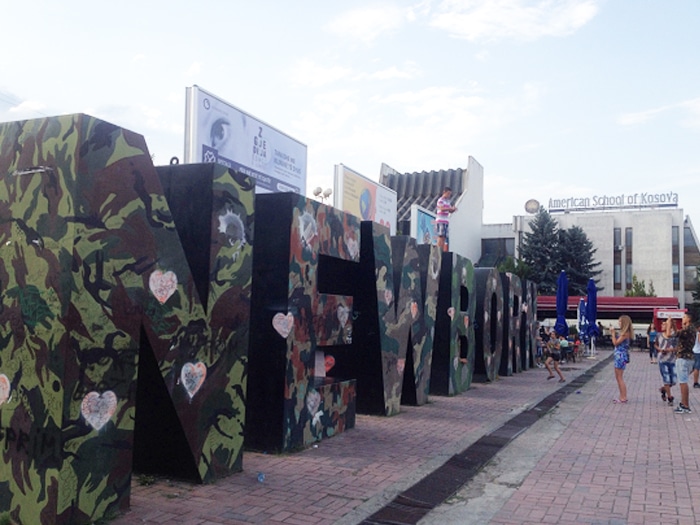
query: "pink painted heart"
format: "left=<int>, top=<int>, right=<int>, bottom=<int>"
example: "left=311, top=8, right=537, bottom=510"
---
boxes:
left=272, top=312, right=294, bottom=338
left=397, top=358, right=406, bottom=375
left=0, top=373, right=10, bottom=406
left=81, top=391, right=117, bottom=431
left=181, top=362, right=207, bottom=399
left=149, top=270, right=178, bottom=304
left=324, top=355, right=336, bottom=373
left=384, top=289, right=393, bottom=306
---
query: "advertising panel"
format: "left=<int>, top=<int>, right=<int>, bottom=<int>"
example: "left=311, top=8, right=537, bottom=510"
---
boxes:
left=185, top=85, right=307, bottom=194
left=410, top=204, right=437, bottom=245
left=333, top=164, right=397, bottom=235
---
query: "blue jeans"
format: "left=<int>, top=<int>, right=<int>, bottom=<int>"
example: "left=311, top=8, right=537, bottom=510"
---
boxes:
left=659, top=361, right=676, bottom=386
left=676, top=358, right=692, bottom=384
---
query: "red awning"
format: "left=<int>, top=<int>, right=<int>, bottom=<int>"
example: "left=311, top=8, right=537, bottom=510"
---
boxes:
left=536, top=295, right=679, bottom=313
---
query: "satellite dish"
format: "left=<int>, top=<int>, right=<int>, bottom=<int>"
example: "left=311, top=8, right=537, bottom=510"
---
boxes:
left=322, top=188, right=333, bottom=198
left=525, top=199, right=540, bottom=214
left=312, top=187, right=323, bottom=197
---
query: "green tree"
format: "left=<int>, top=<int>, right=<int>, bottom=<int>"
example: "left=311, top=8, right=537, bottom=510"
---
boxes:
left=520, top=207, right=602, bottom=295
left=624, top=274, right=656, bottom=297
left=689, top=264, right=700, bottom=320
left=558, top=225, right=603, bottom=295
left=497, top=256, right=530, bottom=280
left=519, top=207, right=561, bottom=294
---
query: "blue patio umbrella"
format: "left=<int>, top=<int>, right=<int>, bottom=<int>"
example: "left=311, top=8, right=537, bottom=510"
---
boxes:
left=577, top=298, right=589, bottom=343
left=554, top=270, right=569, bottom=337
left=585, top=278, right=598, bottom=340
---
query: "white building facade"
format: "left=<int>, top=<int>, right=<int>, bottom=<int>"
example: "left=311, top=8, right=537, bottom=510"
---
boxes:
left=509, top=199, right=700, bottom=308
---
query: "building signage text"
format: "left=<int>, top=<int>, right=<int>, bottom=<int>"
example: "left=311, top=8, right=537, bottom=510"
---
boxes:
left=548, top=191, right=678, bottom=213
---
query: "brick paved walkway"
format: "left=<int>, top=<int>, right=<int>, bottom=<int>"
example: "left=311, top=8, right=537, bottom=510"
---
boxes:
left=421, top=348, right=700, bottom=525
left=110, top=347, right=698, bottom=525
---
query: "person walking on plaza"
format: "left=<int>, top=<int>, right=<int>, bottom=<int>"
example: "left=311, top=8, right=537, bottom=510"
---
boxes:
left=535, top=322, right=545, bottom=368
left=647, top=323, right=658, bottom=364
left=558, top=333, right=570, bottom=364
left=656, top=318, right=677, bottom=406
left=610, top=315, right=633, bottom=404
left=435, top=186, right=457, bottom=252
left=691, top=322, right=700, bottom=389
left=544, top=331, right=565, bottom=382
left=673, top=312, right=697, bottom=414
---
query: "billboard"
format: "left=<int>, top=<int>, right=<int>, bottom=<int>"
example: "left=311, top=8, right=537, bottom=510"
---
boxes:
left=410, top=204, right=437, bottom=245
left=185, top=85, right=307, bottom=194
left=333, top=164, right=397, bottom=235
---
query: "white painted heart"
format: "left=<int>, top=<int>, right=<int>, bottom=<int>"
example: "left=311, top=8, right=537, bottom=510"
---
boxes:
left=149, top=270, right=178, bottom=304
left=181, top=362, right=207, bottom=399
left=306, top=389, right=321, bottom=415
left=272, top=312, right=294, bottom=338
left=337, top=305, right=350, bottom=327
left=447, top=307, right=455, bottom=320
left=81, top=391, right=117, bottom=431
left=0, top=373, right=10, bottom=406
left=346, top=237, right=359, bottom=259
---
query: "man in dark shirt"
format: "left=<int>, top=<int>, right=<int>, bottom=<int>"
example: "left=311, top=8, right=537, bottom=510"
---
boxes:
left=674, top=313, right=697, bottom=414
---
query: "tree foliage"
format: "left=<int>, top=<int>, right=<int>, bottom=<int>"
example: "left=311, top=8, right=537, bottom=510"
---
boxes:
left=624, top=274, right=656, bottom=297
left=518, top=207, right=561, bottom=294
left=519, top=207, right=602, bottom=295
left=497, top=256, right=530, bottom=280
left=558, top=225, right=602, bottom=295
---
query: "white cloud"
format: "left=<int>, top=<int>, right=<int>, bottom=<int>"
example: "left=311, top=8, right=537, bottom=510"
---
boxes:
left=288, top=59, right=420, bottom=87
left=679, top=97, right=700, bottom=129
left=375, top=86, right=484, bottom=120
left=185, top=62, right=201, bottom=77
left=362, top=62, right=422, bottom=81
left=617, top=97, right=700, bottom=128
left=429, top=0, right=600, bottom=42
left=324, top=5, right=409, bottom=44
left=8, top=99, right=46, bottom=116
left=475, top=49, right=490, bottom=62
left=288, top=58, right=354, bottom=88
left=296, top=90, right=360, bottom=139
left=616, top=106, right=667, bottom=126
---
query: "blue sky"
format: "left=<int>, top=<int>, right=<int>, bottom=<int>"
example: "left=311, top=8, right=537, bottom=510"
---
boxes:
left=1, top=1, right=698, bottom=224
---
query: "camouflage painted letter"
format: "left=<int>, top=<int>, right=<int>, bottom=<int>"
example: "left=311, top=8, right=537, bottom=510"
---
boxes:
left=0, top=115, right=253, bottom=525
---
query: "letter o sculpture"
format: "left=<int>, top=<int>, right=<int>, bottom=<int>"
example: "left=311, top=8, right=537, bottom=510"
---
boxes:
left=475, top=267, right=504, bottom=382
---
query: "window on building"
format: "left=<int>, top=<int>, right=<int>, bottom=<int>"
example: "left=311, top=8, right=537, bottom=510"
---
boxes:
left=684, top=226, right=697, bottom=248
left=673, top=264, right=680, bottom=290
left=672, top=226, right=680, bottom=291
left=478, top=238, right=515, bottom=267
left=685, top=265, right=697, bottom=292
left=625, top=228, right=633, bottom=290
left=684, top=224, right=700, bottom=292
left=613, top=228, right=621, bottom=290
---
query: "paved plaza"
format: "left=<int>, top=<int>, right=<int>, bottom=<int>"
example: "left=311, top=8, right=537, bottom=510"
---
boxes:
left=110, top=346, right=700, bottom=525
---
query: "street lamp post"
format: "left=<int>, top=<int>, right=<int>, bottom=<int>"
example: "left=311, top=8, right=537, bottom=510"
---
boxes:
left=313, top=187, right=333, bottom=204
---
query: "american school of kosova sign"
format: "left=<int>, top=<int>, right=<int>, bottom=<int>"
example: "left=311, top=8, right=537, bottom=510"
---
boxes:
left=548, top=191, right=678, bottom=213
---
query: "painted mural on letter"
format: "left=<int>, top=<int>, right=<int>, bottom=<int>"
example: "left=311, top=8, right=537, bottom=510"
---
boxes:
left=0, top=115, right=253, bottom=525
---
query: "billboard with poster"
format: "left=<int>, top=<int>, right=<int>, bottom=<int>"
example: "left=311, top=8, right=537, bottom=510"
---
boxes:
left=333, top=164, right=397, bottom=235
left=184, top=85, right=307, bottom=194
left=410, top=204, right=437, bottom=245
